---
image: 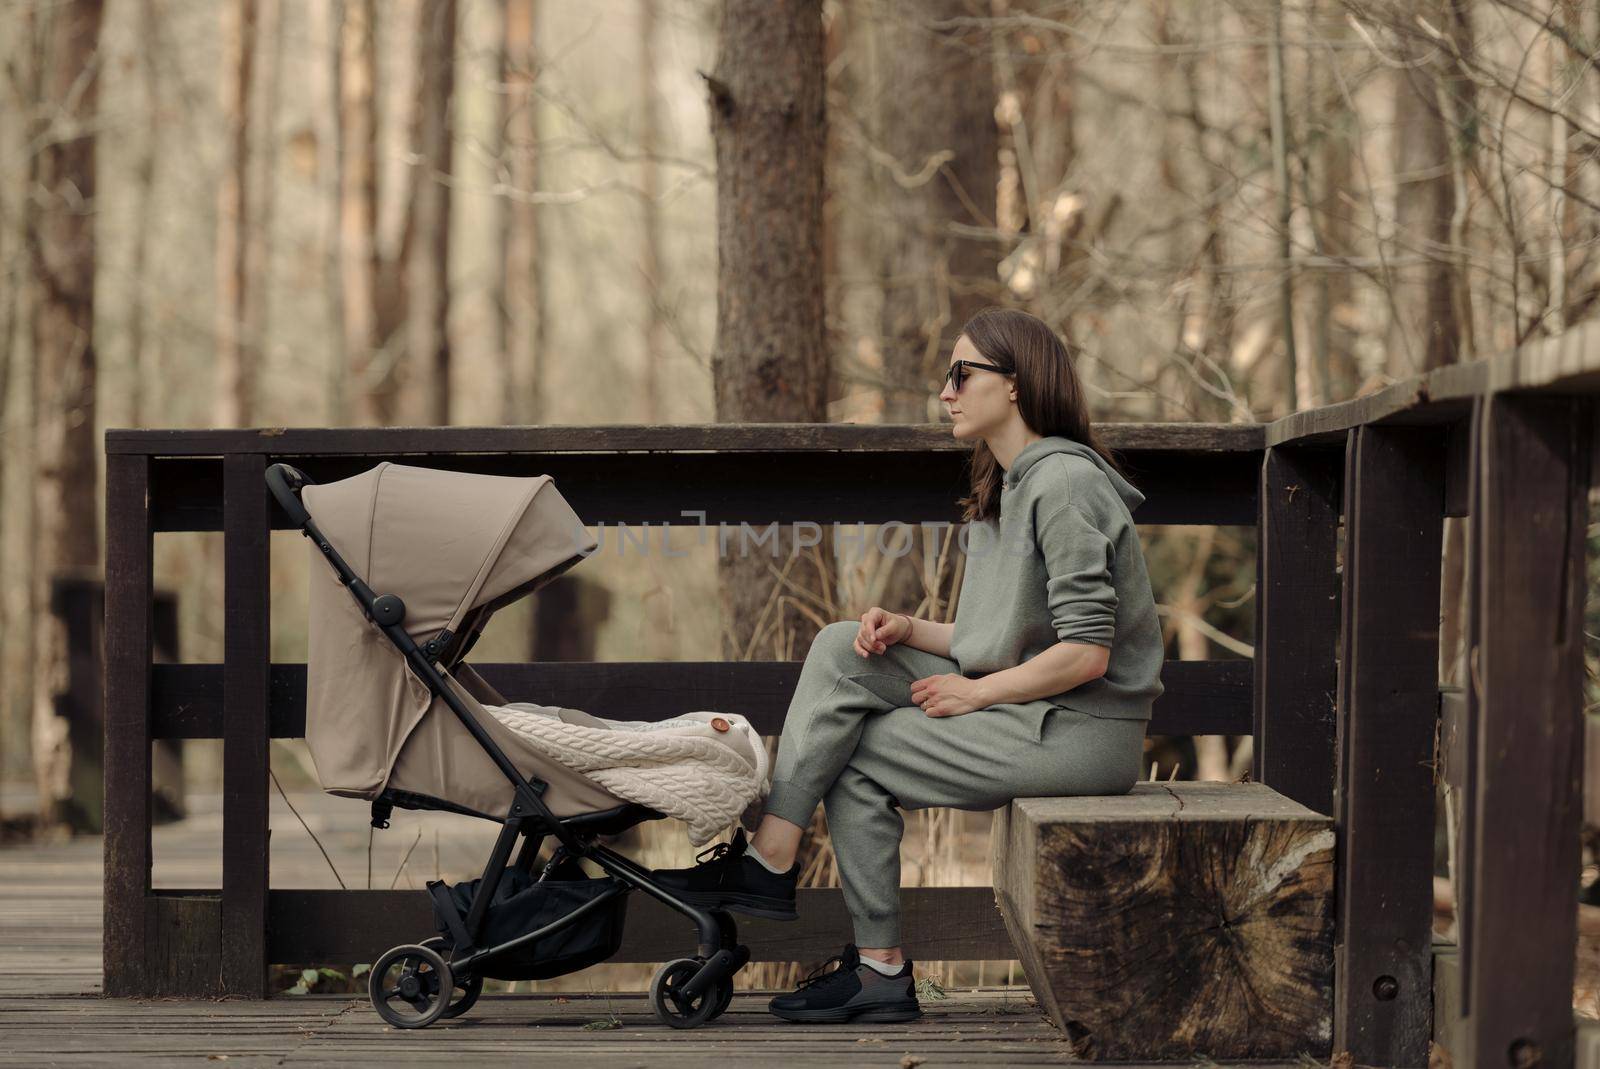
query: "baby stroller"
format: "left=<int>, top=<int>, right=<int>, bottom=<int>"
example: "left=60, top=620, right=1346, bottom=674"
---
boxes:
left=267, top=460, right=755, bottom=1030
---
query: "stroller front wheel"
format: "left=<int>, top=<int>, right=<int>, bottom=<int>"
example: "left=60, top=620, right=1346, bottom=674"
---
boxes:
left=420, top=937, right=483, bottom=1020
left=370, top=943, right=454, bottom=1029
left=649, top=958, right=729, bottom=1029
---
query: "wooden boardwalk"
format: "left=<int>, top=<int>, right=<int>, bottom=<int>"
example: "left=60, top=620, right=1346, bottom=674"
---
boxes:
left=0, top=992, right=1109, bottom=1068
left=0, top=789, right=1326, bottom=1067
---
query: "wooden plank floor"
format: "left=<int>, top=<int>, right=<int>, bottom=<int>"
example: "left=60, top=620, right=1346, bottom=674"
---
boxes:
left=0, top=992, right=1138, bottom=1068
left=0, top=790, right=1310, bottom=1067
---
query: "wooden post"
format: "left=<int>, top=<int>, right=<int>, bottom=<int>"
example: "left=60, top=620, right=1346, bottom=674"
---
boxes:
left=222, top=453, right=271, bottom=996
left=1456, top=394, right=1591, bottom=1068
left=53, top=579, right=186, bottom=833
left=1334, top=424, right=1443, bottom=1067
left=1254, top=444, right=1341, bottom=815
left=103, top=453, right=153, bottom=997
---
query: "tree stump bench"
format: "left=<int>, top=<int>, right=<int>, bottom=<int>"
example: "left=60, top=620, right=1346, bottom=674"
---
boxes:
left=990, top=782, right=1335, bottom=1062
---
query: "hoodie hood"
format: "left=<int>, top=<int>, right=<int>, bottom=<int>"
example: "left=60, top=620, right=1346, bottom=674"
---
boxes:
left=1001, top=435, right=1145, bottom=512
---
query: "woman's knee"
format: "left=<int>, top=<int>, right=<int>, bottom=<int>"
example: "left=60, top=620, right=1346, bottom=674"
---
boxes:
left=806, top=620, right=860, bottom=664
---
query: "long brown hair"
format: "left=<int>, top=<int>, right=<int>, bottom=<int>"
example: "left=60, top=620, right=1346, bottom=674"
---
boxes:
left=954, top=307, right=1127, bottom=524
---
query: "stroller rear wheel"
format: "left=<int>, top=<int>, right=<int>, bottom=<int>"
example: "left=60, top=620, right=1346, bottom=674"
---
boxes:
left=420, top=937, right=483, bottom=1020
left=708, top=977, right=736, bottom=1020
left=649, top=958, right=731, bottom=1029
left=370, top=943, right=453, bottom=1029
left=707, top=911, right=739, bottom=1020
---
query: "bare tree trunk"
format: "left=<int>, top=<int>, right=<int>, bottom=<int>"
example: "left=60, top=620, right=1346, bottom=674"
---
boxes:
left=411, top=0, right=455, bottom=426
left=1304, top=0, right=1358, bottom=402
left=875, top=0, right=999, bottom=423
left=339, top=0, right=378, bottom=424
left=5, top=7, right=46, bottom=805
left=1547, top=1, right=1577, bottom=334
left=708, top=0, right=828, bottom=659
left=216, top=0, right=259, bottom=427
left=1386, top=1, right=1460, bottom=377
left=315, top=0, right=348, bottom=422
left=1151, top=0, right=1190, bottom=423
left=125, top=0, right=162, bottom=427
left=213, top=0, right=282, bottom=427
left=340, top=0, right=414, bottom=426
left=0, top=66, right=15, bottom=800
left=254, top=0, right=284, bottom=390
left=709, top=0, right=826, bottom=422
left=1266, top=0, right=1298, bottom=412
left=499, top=0, right=544, bottom=426
left=638, top=0, right=664, bottom=422
left=337, top=0, right=418, bottom=426
left=1154, top=0, right=1235, bottom=422
left=27, top=0, right=104, bottom=831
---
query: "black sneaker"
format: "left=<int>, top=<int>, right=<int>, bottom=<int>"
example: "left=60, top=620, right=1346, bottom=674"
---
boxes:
left=650, top=829, right=799, bottom=920
left=768, top=944, right=922, bottom=1023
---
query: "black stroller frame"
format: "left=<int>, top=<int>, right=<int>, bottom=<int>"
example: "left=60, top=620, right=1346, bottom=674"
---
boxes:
left=266, top=463, right=751, bottom=1029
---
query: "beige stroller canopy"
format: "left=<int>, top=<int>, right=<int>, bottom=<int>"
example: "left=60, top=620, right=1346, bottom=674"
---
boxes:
left=301, top=461, right=617, bottom=819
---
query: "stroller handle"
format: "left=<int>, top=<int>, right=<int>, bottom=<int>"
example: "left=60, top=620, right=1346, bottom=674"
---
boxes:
left=266, top=463, right=314, bottom=528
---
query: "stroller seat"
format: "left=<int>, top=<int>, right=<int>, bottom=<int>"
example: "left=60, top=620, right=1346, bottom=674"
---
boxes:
left=269, top=460, right=758, bottom=1030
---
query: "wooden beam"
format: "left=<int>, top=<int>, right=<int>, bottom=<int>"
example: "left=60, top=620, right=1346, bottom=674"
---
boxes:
left=108, top=421, right=1265, bottom=456
left=102, top=453, right=154, bottom=997
left=1457, top=394, right=1591, bottom=1068
left=1438, top=686, right=1465, bottom=793
left=1267, top=317, right=1600, bottom=448
left=149, top=658, right=1255, bottom=740
left=221, top=454, right=271, bottom=997
left=1442, top=415, right=1471, bottom=517
left=261, top=886, right=1013, bottom=965
left=1254, top=444, right=1341, bottom=816
left=145, top=448, right=1262, bottom=531
left=1333, top=424, right=1443, bottom=1067
left=145, top=893, right=222, bottom=997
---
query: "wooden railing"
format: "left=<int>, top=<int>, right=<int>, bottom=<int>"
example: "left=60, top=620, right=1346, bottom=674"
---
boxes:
left=103, top=319, right=1599, bottom=1067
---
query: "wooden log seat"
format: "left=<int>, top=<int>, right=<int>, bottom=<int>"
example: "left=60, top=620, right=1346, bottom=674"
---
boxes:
left=990, top=782, right=1335, bottom=1062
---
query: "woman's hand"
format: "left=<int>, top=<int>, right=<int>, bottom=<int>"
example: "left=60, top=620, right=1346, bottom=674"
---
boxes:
left=909, top=673, right=988, bottom=718
left=853, top=607, right=912, bottom=657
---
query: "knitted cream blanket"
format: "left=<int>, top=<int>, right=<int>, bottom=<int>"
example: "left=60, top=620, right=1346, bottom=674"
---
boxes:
left=485, top=704, right=769, bottom=846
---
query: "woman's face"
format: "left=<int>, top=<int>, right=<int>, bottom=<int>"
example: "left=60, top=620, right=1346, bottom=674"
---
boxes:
left=940, top=334, right=1016, bottom=441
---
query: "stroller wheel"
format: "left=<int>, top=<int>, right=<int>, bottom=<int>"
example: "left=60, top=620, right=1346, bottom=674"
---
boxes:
left=649, top=958, right=729, bottom=1030
left=708, top=975, right=736, bottom=1020
left=707, top=912, right=742, bottom=1020
left=370, top=943, right=453, bottom=1029
left=421, top=937, right=483, bottom=1020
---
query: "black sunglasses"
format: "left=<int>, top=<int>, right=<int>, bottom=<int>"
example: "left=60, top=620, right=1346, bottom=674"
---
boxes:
left=943, top=359, right=1011, bottom=392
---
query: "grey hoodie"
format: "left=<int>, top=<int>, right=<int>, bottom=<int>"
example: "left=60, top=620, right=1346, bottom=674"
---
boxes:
left=948, top=436, right=1165, bottom=722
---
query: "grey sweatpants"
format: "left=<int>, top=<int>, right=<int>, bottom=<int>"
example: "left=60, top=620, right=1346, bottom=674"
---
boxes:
left=764, top=620, right=1148, bottom=948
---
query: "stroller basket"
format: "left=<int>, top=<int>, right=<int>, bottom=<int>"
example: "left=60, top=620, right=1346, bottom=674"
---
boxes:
left=430, top=869, right=629, bottom=982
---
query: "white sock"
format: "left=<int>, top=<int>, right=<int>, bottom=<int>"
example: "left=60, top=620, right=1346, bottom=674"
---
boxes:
left=859, top=954, right=905, bottom=976
left=745, top=840, right=789, bottom=874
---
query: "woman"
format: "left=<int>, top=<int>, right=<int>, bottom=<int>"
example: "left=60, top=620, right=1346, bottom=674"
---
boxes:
left=654, top=307, right=1165, bottom=1023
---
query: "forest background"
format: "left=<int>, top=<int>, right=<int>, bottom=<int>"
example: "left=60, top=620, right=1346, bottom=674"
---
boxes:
left=3, top=0, right=1599, bottom=988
